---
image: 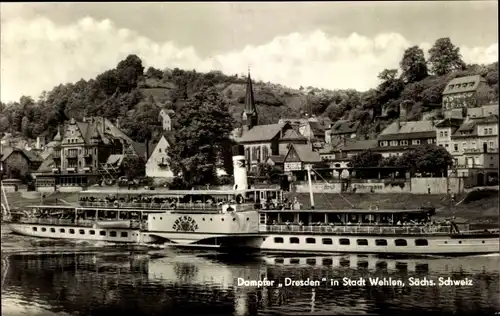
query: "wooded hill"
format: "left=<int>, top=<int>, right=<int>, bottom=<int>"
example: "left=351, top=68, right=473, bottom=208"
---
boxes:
left=0, top=37, right=497, bottom=144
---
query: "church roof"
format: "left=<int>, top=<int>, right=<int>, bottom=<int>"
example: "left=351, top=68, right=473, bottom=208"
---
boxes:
left=244, top=72, right=257, bottom=115
left=237, top=123, right=285, bottom=143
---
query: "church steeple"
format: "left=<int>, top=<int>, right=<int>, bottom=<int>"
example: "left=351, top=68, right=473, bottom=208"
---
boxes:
left=242, top=69, right=258, bottom=130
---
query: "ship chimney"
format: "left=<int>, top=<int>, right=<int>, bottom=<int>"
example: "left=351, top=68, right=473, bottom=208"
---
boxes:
left=232, top=145, right=248, bottom=190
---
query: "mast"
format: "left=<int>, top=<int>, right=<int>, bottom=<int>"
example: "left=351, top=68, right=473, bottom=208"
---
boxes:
left=306, top=164, right=315, bottom=209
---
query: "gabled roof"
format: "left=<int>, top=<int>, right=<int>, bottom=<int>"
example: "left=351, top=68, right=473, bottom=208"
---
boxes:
left=309, top=121, right=326, bottom=136
left=284, top=144, right=322, bottom=164
left=281, top=128, right=307, bottom=141
left=435, top=118, right=464, bottom=128
left=330, top=120, right=359, bottom=135
left=442, top=75, right=486, bottom=95
left=267, top=155, right=285, bottom=164
left=62, top=117, right=134, bottom=146
left=237, top=123, right=291, bottom=143
left=36, top=154, right=56, bottom=173
left=378, top=120, right=436, bottom=141
left=319, top=139, right=377, bottom=153
left=471, top=114, right=499, bottom=125
left=0, top=147, right=42, bottom=163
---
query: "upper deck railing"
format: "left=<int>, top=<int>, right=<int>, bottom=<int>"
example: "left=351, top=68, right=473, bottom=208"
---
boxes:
left=11, top=218, right=144, bottom=229
left=260, top=224, right=470, bottom=235
left=78, top=201, right=258, bottom=212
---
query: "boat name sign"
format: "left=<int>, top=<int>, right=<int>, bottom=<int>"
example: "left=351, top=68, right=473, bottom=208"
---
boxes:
left=172, top=216, right=199, bottom=232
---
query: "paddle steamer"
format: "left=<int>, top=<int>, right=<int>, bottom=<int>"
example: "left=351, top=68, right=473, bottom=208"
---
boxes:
left=256, top=165, right=499, bottom=255
left=1, top=149, right=277, bottom=251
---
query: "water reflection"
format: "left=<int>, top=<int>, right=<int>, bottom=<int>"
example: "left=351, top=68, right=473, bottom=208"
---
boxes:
left=1, top=251, right=499, bottom=316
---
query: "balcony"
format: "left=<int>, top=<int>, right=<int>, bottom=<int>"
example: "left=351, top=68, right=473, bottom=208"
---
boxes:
left=66, top=152, right=78, bottom=158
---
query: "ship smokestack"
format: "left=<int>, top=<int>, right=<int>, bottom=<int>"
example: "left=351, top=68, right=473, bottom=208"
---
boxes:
left=232, top=145, right=248, bottom=190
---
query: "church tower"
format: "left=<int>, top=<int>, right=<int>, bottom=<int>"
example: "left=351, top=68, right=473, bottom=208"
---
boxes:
left=242, top=71, right=258, bottom=131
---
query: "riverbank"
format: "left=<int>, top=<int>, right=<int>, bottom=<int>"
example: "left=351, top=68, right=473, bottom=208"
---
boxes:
left=4, top=189, right=498, bottom=225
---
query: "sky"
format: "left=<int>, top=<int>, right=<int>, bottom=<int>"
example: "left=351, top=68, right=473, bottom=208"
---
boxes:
left=1, top=2, right=498, bottom=103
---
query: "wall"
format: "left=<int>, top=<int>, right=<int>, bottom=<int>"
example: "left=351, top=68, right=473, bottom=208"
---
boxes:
left=410, top=177, right=464, bottom=194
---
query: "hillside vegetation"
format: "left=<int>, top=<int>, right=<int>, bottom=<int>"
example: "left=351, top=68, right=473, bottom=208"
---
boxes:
left=0, top=37, right=498, bottom=144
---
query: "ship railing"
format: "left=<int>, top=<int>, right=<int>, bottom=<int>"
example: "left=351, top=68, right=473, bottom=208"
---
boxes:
left=78, top=201, right=256, bottom=212
left=13, top=217, right=146, bottom=229
left=14, top=218, right=96, bottom=227
left=261, top=224, right=455, bottom=235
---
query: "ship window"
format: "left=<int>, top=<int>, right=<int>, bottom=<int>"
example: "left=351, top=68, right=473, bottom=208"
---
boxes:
left=153, top=217, right=155, bottom=220
left=78, top=229, right=84, bottom=234
left=41, top=227, right=47, bottom=232
left=322, top=238, right=333, bottom=245
left=306, top=259, right=316, bottom=265
left=100, top=231, right=106, bottom=236
left=275, top=258, right=284, bottom=264
left=69, top=229, right=75, bottom=234
left=89, top=230, right=95, bottom=235
left=458, top=240, right=462, bottom=244
left=110, top=231, right=117, bottom=237
left=50, top=228, right=56, bottom=233
left=357, top=239, right=368, bottom=246
left=32, top=227, right=38, bottom=231
left=247, top=218, right=249, bottom=221
left=395, top=239, right=407, bottom=246
left=290, top=258, right=300, bottom=264
left=274, top=237, right=284, bottom=243
left=306, top=237, right=316, bottom=244
left=322, top=258, right=333, bottom=265
left=375, top=239, right=387, bottom=246
left=415, top=239, right=428, bottom=246
left=160, top=217, right=162, bottom=220
left=221, top=218, right=224, bottom=221
left=339, top=238, right=350, bottom=245
left=233, top=218, right=236, bottom=221
left=202, top=218, right=205, bottom=221
left=121, top=232, right=128, bottom=238
left=60, top=228, right=65, bottom=233
left=290, top=237, right=300, bottom=244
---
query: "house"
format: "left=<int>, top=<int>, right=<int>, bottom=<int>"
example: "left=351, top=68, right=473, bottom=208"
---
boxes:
left=159, top=108, right=174, bottom=132
left=319, top=139, right=378, bottom=179
left=34, top=116, right=139, bottom=189
left=377, top=120, right=436, bottom=158
left=278, top=116, right=329, bottom=143
left=145, top=134, right=175, bottom=182
left=442, top=75, right=488, bottom=113
left=235, top=72, right=308, bottom=172
left=447, top=114, right=498, bottom=184
left=0, top=147, right=42, bottom=180
left=283, top=143, right=324, bottom=181
left=326, top=120, right=360, bottom=144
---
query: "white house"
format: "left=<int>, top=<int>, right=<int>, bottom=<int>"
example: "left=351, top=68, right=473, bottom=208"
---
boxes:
left=159, top=109, right=174, bottom=132
left=145, top=135, right=174, bottom=182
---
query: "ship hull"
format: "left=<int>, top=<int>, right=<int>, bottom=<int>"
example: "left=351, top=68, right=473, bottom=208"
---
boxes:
left=6, top=222, right=156, bottom=244
left=260, top=233, right=499, bottom=255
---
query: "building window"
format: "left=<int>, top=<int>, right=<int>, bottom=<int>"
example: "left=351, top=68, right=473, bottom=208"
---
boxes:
left=488, top=128, right=493, bottom=134
left=471, top=141, right=476, bottom=149
left=380, top=141, right=388, bottom=147
left=454, top=144, right=458, bottom=151
left=412, top=139, right=420, bottom=145
left=489, top=141, right=494, bottom=148
left=390, top=141, right=398, bottom=146
left=159, top=148, right=161, bottom=153
left=262, top=146, right=269, bottom=161
left=439, top=131, right=443, bottom=137
left=400, top=140, right=408, bottom=146
left=444, top=131, right=448, bottom=137
left=462, top=142, right=467, bottom=150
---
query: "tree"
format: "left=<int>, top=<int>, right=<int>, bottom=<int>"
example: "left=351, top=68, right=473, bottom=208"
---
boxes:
left=399, top=144, right=453, bottom=176
left=145, top=66, right=164, bottom=80
left=168, top=87, right=234, bottom=187
left=428, top=37, right=466, bottom=76
left=120, top=155, right=146, bottom=181
left=255, top=162, right=281, bottom=183
left=400, top=46, right=428, bottom=83
left=351, top=149, right=383, bottom=178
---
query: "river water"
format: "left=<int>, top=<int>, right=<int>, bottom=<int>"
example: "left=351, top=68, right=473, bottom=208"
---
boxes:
left=1, top=225, right=499, bottom=316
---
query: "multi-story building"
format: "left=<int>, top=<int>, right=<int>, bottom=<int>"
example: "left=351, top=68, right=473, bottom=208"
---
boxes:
left=326, top=120, right=360, bottom=144
left=442, top=75, right=488, bottom=115
left=376, top=120, right=436, bottom=157
left=34, top=117, right=140, bottom=189
left=145, top=134, right=175, bottom=182
left=447, top=114, right=498, bottom=184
